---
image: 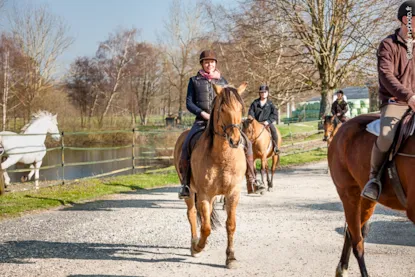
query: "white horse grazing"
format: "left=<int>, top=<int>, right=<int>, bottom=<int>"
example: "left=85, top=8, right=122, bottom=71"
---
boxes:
left=0, top=111, right=61, bottom=189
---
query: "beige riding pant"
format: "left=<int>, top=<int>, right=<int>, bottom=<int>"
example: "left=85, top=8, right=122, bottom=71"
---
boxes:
left=377, top=104, right=409, bottom=152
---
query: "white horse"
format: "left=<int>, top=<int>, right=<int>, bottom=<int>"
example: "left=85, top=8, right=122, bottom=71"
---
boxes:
left=0, top=111, right=61, bottom=189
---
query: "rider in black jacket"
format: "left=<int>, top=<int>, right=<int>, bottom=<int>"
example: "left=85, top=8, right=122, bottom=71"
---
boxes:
left=178, top=50, right=265, bottom=199
left=248, top=85, right=280, bottom=154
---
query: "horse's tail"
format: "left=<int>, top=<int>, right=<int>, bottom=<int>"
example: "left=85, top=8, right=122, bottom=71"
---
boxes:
left=195, top=193, right=221, bottom=230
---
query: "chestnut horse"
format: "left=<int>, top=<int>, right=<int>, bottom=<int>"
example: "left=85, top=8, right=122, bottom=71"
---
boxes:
left=322, top=115, right=342, bottom=146
left=174, top=83, right=247, bottom=269
left=328, top=114, right=414, bottom=277
left=242, top=116, right=281, bottom=192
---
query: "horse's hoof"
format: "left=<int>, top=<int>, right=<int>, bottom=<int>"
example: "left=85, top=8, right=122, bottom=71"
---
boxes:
left=260, top=190, right=265, bottom=195
left=268, top=187, right=273, bottom=192
left=226, top=259, right=238, bottom=269
left=21, top=176, right=28, bottom=182
left=335, top=264, right=348, bottom=277
left=191, top=238, right=201, bottom=257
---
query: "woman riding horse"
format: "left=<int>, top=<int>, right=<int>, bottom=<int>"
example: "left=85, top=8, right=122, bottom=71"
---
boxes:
left=248, top=85, right=280, bottom=154
left=178, top=50, right=265, bottom=199
left=174, top=83, right=251, bottom=268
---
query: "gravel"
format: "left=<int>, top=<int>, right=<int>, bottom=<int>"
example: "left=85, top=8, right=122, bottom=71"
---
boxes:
left=0, top=161, right=413, bottom=277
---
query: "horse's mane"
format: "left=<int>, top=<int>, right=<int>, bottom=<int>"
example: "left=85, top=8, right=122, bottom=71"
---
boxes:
left=21, top=111, right=55, bottom=132
left=207, top=86, right=245, bottom=148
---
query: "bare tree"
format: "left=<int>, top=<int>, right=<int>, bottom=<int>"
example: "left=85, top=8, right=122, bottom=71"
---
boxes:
left=95, top=28, right=138, bottom=127
left=162, top=0, right=204, bottom=120
left=8, top=3, right=74, bottom=117
left=272, top=0, right=399, bottom=116
left=65, top=57, right=103, bottom=128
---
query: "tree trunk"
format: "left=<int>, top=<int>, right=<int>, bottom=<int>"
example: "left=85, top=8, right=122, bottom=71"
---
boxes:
left=319, top=85, right=334, bottom=118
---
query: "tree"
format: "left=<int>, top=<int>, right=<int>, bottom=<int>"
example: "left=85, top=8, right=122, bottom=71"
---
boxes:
left=272, top=0, right=399, bottom=116
left=9, top=4, right=73, bottom=117
left=162, top=0, right=204, bottom=121
left=65, top=57, right=103, bottom=128
left=95, top=28, right=138, bottom=127
left=125, top=43, right=161, bottom=125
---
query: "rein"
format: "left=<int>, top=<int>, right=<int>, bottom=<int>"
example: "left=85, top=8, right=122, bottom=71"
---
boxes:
left=251, top=124, right=266, bottom=142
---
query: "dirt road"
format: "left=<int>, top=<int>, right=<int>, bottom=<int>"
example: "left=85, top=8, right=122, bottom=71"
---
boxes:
left=0, top=162, right=413, bottom=277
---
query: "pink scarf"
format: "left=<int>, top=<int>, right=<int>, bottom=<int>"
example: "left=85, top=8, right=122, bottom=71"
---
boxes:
left=199, top=69, right=221, bottom=80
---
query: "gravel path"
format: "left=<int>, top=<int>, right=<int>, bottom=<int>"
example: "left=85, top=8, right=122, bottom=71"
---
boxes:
left=0, top=162, right=413, bottom=277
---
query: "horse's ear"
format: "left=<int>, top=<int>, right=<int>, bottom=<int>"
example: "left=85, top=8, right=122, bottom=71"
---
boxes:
left=213, top=84, right=224, bottom=95
left=330, top=116, right=336, bottom=122
left=247, top=115, right=254, bottom=121
left=237, top=82, right=248, bottom=95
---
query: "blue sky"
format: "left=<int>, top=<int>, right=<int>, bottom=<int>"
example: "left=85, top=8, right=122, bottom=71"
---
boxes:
left=2, top=0, right=237, bottom=75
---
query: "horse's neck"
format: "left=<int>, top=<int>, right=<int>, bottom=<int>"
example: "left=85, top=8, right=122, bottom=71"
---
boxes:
left=23, top=119, right=47, bottom=143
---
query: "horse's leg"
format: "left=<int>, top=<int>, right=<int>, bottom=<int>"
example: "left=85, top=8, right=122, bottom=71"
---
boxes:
left=260, top=156, right=267, bottom=188
left=225, top=191, right=240, bottom=269
left=22, top=164, right=35, bottom=182
left=193, top=196, right=211, bottom=254
left=1, top=156, right=20, bottom=187
left=185, top=193, right=200, bottom=257
left=336, top=198, right=375, bottom=277
left=269, top=154, right=279, bottom=191
left=33, top=161, right=42, bottom=189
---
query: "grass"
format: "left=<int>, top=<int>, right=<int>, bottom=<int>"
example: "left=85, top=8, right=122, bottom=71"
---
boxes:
left=0, top=143, right=327, bottom=220
left=256, top=147, right=327, bottom=169
left=0, top=173, right=179, bottom=219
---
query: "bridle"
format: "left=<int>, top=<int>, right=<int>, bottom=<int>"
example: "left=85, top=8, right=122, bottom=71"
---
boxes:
left=212, top=96, right=243, bottom=148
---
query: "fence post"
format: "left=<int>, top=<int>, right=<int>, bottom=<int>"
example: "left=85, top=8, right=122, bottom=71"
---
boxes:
left=132, top=128, right=136, bottom=174
left=61, top=131, right=65, bottom=185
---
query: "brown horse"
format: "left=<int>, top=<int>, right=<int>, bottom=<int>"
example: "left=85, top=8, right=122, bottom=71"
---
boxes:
left=174, top=83, right=248, bottom=269
left=242, top=116, right=281, bottom=192
left=322, top=115, right=342, bottom=146
left=328, top=114, right=415, bottom=277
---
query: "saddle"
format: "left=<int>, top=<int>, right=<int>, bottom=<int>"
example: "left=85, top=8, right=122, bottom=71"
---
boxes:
left=365, top=110, right=414, bottom=207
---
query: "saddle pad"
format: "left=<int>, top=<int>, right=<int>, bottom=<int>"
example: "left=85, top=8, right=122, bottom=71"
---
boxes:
left=366, top=119, right=380, bottom=136
left=366, top=117, right=415, bottom=137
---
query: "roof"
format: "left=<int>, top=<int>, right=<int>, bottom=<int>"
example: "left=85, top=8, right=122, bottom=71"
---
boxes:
left=307, top=86, right=369, bottom=102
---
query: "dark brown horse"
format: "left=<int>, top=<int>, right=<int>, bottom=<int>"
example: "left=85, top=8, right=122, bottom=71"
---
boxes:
left=174, top=83, right=248, bottom=269
left=322, top=115, right=342, bottom=146
left=242, top=116, right=281, bottom=192
left=328, top=114, right=414, bottom=277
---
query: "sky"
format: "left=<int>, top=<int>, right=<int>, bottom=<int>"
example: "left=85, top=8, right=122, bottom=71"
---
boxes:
left=2, top=0, right=237, bottom=76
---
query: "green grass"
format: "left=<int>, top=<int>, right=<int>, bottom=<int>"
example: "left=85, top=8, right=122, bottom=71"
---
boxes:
left=278, top=121, right=319, bottom=137
left=0, top=173, right=179, bottom=219
left=256, top=147, right=327, bottom=169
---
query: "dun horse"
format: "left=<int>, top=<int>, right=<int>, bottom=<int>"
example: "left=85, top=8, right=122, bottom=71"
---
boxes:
left=328, top=114, right=414, bottom=277
left=322, top=115, right=342, bottom=146
left=242, top=116, right=281, bottom=192
left=174, top=83, right=248, bottom=268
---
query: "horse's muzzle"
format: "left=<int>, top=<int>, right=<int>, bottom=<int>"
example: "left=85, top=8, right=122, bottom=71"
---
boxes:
left=323, top=136, right=328, bottom=142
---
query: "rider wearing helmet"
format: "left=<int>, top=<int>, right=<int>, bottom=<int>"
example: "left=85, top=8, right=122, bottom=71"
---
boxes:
left=248, top=85, right=280, bottom=154
left=362, top=0, right=415, bottom=201
left=331, top=90, right=349, bottom=123
left=178, top=50, right=266, bottom=199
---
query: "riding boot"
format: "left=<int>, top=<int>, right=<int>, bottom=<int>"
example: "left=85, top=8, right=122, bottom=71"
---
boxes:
left=178, top=159, right=191, bottom=199
left=246, top=154, right=266, bottom=194
left=361, top=143, right=388, bottom=201
left=272, top=140, right=280, bottom=154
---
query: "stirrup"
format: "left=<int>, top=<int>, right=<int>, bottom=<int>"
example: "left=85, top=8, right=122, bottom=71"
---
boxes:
left=178, top=185, right=190, bottom=200
left=254, top=180, right=266, bottom=194
left=361, top=178, right=382, bottom=201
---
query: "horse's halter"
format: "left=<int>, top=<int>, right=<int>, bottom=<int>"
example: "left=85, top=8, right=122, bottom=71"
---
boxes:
left=213, top=97, right=243, bottom=148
